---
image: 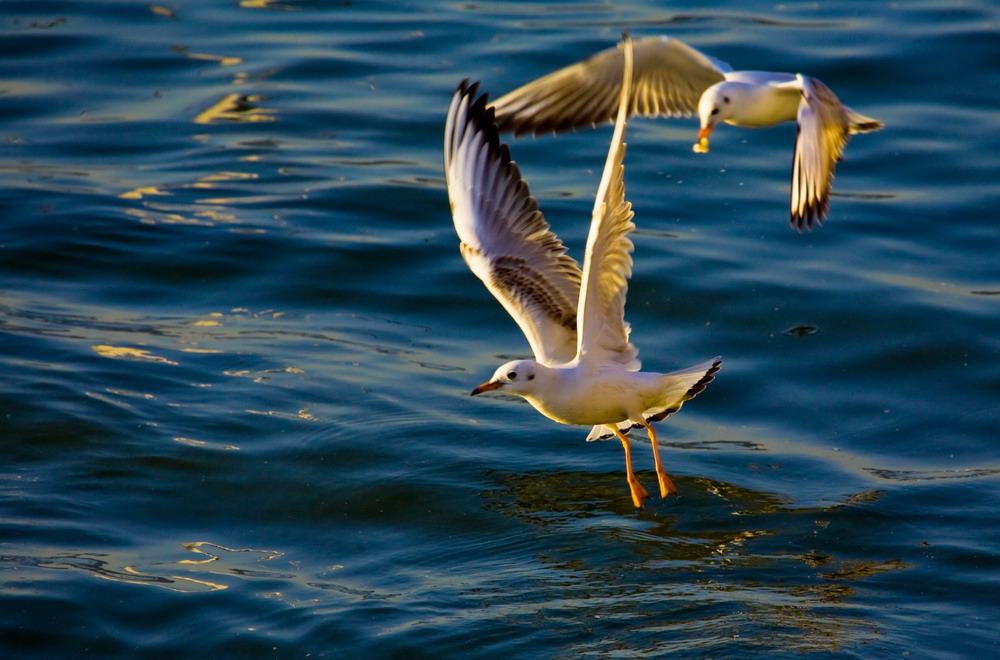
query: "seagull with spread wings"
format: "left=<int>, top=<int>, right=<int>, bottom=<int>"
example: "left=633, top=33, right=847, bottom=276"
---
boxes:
left=445, top=36, right=720, bottom=508
left=490, top=35, right=883, bottom=231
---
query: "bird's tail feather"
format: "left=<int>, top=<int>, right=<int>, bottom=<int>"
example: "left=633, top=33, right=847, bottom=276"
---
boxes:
left=586, top=420, right=633, bottom=442
left=645, top=357, right=722, bottom=422
left=585, top=357, right=721, bottom=442
left=845, top=108, right=883, bottom=134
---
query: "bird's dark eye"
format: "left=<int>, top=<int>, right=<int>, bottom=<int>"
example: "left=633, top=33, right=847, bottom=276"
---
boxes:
left=527, top=374, right=534, bottom=381
left=710, top=107, right=719, bottom=116
left=507, top=371, right=517, bottom=380
left=722, top=95, right=730, bottom=104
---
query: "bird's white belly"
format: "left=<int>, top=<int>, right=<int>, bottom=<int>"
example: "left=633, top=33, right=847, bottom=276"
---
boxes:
left=523, top=375, right=647, bottom=427
left=525, top=396, right=629, bottom=427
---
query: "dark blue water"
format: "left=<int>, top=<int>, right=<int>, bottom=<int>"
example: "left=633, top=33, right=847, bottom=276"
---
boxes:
left=2, top=1, right=998, bottom=657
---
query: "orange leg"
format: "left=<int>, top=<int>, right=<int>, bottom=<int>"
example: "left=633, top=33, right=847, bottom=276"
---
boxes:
left=643, top=422, right=678, bottom=498
left=610, top=426, right=648, bottom=508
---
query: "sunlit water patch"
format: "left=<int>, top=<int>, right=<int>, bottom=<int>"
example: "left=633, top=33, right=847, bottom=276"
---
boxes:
left=1, top=0, right=998, bottom=657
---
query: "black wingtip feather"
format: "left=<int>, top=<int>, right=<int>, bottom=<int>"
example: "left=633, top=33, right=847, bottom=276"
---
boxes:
left=685, top=359, right=722, bottom=399
left=791, top=203, right=826, bottom=232
left=453, top=79, right=516, bottom=170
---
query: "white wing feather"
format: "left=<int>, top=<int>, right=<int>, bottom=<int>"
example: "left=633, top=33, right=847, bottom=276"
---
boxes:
left=575, top=36, right=640, bottom=371
left=789, top=74, right=850, bottom=230
left=444, top=82, right=582, bottom=366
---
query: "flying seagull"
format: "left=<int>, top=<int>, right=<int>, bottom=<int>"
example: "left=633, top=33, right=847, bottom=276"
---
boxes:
left=490, top=35, right=883, bottom=230
left=445, top=36, right=720, bottom=507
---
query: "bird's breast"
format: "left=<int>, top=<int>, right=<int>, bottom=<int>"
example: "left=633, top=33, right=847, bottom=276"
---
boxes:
left=523, top=375, right=638, bottom=427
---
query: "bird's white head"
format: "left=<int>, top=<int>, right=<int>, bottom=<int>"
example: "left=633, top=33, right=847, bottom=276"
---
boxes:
left=694, top=82, right=735, bottom=153
left=470, top=359, right=541, bottom=397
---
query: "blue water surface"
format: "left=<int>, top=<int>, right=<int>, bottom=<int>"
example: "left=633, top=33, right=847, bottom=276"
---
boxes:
left=1, top=0, right=998, bottom=657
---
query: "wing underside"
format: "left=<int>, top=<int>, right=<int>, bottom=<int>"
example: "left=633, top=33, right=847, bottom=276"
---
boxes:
left=789, top=75, right=850, bottom=230
left=445, top=81, right=583, bottom=366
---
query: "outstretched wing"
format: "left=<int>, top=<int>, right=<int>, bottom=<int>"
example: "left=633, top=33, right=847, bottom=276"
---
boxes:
left=788, top=75, right=851, bottom=231
left=444, top=81, right=582, bottom=366
left=491, top=35, right=729, bottom=137
left=575, top=35, right=640, bottom=371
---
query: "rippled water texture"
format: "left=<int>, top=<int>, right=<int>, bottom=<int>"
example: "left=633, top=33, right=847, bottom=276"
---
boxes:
left=2, top=1, right=998, bottom=657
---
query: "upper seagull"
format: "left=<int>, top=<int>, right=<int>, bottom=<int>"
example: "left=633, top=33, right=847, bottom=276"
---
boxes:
left=490, top=35, right=883, bottom=230
left=445, top=35, right=721, bottom=508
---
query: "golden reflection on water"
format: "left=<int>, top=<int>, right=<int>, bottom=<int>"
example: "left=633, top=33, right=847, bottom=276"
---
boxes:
left=119, top=566, right=228, bottom=592
left=193, top=93, right=277, bottom=125
left=118, top=185, right=170, bottom=200
left=147, top=4, right=176, bottom=19
left=124, top=206, right=214, bottom=226
left=119, top=170, right=277, bottom=226
left=180, top=541, right=282, bottom=563
left=9, top=543, right=286, bottom=593
left=238, top=0, right=295, bottom=9
left=225, top=365, right=305, bottom=383
left=192, top=171, right=259, bottom=187
left=173, top=436, right=240, bottom=450
left=91, top=344, right=179, bottom=366
left=112, top=30, right=280, bottom=225
left=195, top=194, right=286, bottom=205
left=123, top=203, right=245, bottom=226
left=246, top=408, right=317, bottom=422
left=185, top=53, right=244, bottom=67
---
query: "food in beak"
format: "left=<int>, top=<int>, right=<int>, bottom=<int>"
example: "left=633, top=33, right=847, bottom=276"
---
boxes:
left=693, top=127, right=712, bottom=153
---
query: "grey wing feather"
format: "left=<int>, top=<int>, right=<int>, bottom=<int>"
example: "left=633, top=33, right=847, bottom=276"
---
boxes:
left=445, top=81, right=582, bottom=366
left=492, top=36, right=728, bottom=137
left=789, top=75, right=850, bottom=231
left=575, top=35, right=640, bottom=371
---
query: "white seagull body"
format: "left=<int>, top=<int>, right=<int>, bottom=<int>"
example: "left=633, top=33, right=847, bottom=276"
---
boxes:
left=445, top=36, right=721, bottom=507
left=490, top=35, right=883, bottom=230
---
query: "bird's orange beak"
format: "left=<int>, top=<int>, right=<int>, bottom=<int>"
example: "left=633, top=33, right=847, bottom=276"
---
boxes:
left=470, top=380, right=502, bottom=396
left=697, top=125, right=713, bottom=141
